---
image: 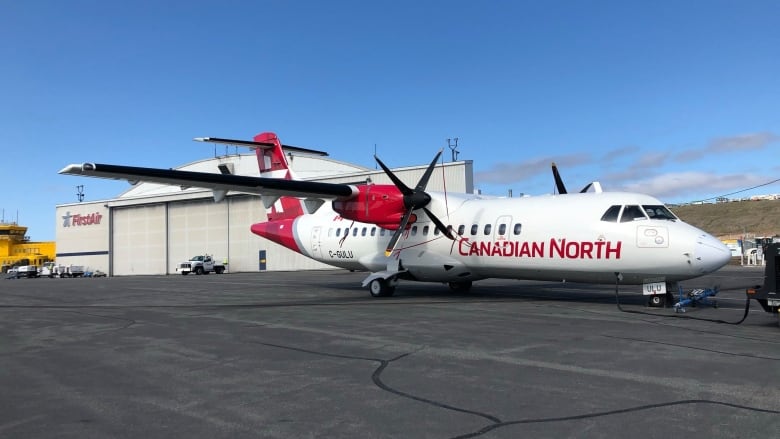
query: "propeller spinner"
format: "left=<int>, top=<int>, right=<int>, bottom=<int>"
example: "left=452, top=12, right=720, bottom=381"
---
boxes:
left=375, top=150, right=454, bottom=256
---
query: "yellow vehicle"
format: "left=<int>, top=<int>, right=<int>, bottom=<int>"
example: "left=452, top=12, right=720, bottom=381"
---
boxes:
left=0, top=222, right=56, bottom=273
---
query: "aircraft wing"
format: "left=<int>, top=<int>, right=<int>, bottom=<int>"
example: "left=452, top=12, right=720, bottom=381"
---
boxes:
left=58, top=163, right=358, bottom=199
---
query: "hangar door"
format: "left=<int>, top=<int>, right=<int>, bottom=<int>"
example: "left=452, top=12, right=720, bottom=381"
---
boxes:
left=167, top=199, right=229, bottom=273
left=112, top=204, right=167, bottom=275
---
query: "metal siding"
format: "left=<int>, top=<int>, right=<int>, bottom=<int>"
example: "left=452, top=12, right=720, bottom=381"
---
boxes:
left=112, top=204, right=166, bottom=275
left=55, top=202, right=110, bottom=273
left=168, top=199, right=229, bottom=273
left=226, top=196, right=265, bottom=272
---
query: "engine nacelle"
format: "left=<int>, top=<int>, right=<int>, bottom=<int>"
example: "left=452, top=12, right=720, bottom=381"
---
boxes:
left=332, top=185, right=410, bottom=230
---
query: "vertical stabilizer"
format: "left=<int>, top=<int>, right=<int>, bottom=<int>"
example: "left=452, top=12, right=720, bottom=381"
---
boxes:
left=253, top=132, right=305, bottom=221
left=253, top=132, right=298, bottom=179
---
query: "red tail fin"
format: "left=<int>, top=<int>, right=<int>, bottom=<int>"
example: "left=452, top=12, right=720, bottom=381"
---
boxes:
left=253, top=132, right=305, bottom=221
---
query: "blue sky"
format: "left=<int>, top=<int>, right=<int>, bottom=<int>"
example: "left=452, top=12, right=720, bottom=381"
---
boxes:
left=2, top=1, right=779, bottom=241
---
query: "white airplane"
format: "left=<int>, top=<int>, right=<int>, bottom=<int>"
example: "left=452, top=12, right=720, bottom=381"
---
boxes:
left=60, top=131, right=731, bottom=303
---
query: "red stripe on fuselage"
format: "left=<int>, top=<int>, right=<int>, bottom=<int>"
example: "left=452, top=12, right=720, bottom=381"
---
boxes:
left=251, top=219, right=300, bottom=252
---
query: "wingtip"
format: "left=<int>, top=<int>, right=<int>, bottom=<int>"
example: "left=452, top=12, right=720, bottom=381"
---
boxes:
left=58, top=164, right=78, bottom=174
left=59, top=163, right=93, bottom=174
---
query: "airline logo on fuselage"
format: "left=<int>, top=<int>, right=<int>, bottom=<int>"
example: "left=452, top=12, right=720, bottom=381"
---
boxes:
left=458, top=238, right=622, bottom=259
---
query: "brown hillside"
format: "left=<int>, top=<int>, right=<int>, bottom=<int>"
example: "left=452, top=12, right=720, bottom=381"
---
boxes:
left=670, top=199, right=780, bottom=238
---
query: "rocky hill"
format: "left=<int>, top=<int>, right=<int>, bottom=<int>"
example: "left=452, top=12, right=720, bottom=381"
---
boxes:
left=670, top=199, right=780, bottom=238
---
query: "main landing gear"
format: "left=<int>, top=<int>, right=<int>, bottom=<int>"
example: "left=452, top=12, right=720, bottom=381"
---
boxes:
left=368, top=278, right=396, bottom=297
left=448, top=281, right=472, bottom=292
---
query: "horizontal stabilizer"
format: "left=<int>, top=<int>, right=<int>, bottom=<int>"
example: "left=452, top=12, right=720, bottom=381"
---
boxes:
left=194, top=137, right=329, bottom=156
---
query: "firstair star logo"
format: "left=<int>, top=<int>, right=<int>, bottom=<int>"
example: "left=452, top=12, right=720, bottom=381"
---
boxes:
left=62, top=211, right=72, bottom=227
left=61, top=211, right=102, bottom=228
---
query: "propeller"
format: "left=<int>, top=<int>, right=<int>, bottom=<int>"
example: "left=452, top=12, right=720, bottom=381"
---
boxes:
left=551, top=162, right=567, bottom=194
left=551, top=162, right=592, bottom=194
left=375, top=150, right=454, bottom=256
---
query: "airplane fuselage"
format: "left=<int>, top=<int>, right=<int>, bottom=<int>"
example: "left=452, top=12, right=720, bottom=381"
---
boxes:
left=253, top=190, right=731, bottom=287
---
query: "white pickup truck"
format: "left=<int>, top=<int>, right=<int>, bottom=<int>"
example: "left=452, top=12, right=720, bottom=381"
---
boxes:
left=176, top=255, right=226, bottom=275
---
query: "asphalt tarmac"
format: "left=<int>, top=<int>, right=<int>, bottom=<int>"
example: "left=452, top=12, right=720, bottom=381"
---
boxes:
left=1, top=266, right=778, bottom=438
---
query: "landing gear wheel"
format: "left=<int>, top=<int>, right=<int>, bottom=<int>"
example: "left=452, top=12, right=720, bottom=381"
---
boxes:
left=648, top=294, right=664, bottom=307
left=369, top=278, right=395, bottom=298
left=448, top=281, right=472, bottom=292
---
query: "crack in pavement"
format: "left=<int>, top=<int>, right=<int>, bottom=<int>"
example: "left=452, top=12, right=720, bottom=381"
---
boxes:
left=249, top=340, right=780, bottom=439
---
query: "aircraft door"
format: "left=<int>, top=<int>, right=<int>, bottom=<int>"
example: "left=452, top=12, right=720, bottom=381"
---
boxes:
left=311, top=226, right=322, bottom=258
left=494, top=216, right=512, bottom=243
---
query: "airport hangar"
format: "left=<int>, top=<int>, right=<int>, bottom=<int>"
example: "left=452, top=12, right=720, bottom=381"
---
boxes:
left=55, top=148, right=474, bottom=276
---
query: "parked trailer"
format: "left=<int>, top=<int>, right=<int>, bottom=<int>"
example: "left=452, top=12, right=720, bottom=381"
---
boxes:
left=746, top=242, right=780, bottom=327
left=38, top=262, right=85, bottom=278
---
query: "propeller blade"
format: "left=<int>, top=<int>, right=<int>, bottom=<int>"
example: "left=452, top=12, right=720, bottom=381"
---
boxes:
left=414, top=149, right=443, bottom=192
left=375, top=150, right=448, bottom=256
left=551, top=162, right=567, bottom=194
left=423, top=207, right=453, bottom=240
left=385, top=209, right=415, bottom=256
left=374, top=156, right=414, bottom=195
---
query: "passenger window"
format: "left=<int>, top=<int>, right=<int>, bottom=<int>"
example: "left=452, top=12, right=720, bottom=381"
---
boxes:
left=601, top=205, right=621, bottom=222
left=423, top=225, right=429, bottom=235
left=458, top=225, right=466, bottom=235
left=484, top=224, right=492, bottom=235
left=335, top=228, right=340, bottom=237
left=361, top=227, right=367, bottom=236
left=352, top=228, right=358, bottom=236
left=411, top=226, right=418, bottom=236
left=380, top=228, right=386, bottom=236
left=371, top=227, right=376, bottom=236
left=434, top=227, right=440, bottom=235
left=513, top=223, right=522, bottom=235
left=620, top=205, right=647, bottom=222
left=498, top=224, right=506, bottom=235
left=470, top=224, right=478, bottom=235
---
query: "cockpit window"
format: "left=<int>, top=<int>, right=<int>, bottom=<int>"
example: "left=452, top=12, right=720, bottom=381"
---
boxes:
left=600, top=205, right=622, bottom=222
left=620, top=205, right=647, bottom=222
left=643, top=205, right=677, bottom=220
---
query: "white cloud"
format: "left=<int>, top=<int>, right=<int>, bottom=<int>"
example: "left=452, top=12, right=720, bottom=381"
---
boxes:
left=616, top=171, right=772, bottom=200
left=475, top=153, right=590, bottom=184
left=676, top=132, right=778, bottom=162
